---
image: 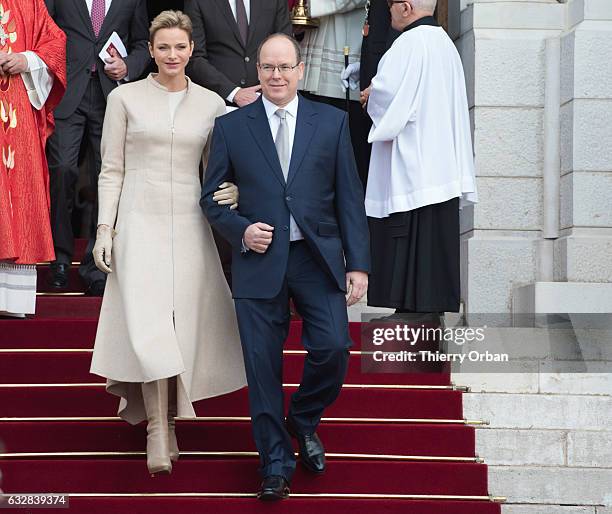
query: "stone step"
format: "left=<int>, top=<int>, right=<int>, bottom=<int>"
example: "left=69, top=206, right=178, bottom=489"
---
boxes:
left=488, top=466, right=612, bottom=506
left=462, top=392, right=612, bottom=430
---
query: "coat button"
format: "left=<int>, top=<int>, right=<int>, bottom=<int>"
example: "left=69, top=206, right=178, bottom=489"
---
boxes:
left=283, top=226, right=289, bottom=231
left=240, top=79, right=246, bottom=85
left=285, top=196, right=292, bottom=201
left=244, top=56, right=250, bottom=63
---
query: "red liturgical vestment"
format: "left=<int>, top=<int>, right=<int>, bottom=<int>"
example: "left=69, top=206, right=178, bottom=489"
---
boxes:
left=0, top=0, right=66, bottom=264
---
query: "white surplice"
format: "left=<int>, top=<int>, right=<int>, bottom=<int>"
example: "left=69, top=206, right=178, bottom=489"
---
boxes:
left=299, top=0, right=366, bottom=101
left=365, top=24, right=477, bottom=219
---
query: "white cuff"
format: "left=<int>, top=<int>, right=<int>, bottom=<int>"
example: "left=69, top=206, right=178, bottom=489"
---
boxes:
left=20, top=51, right=53, bottom=110
left=227, top=87, right=240, bottom=103
left=241, top=238, right=249, bottom=253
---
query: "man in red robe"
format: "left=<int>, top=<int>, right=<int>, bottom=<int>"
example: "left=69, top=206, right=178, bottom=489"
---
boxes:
left=0, top=0, right=66, bottom=316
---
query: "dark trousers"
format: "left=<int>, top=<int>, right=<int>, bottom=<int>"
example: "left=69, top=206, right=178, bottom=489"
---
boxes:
left=47, top=75, right=107, bottom=286
left=234, top=241, right=351, bottom=481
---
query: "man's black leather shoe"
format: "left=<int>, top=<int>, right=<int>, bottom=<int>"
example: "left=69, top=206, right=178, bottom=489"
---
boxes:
left=85, top=280, right=106, bottom=297
left=257, top=475, right=290, bottom=501
left=48, top=263, right=70, bottom=289
left=286, top=416, right=326, bottom=474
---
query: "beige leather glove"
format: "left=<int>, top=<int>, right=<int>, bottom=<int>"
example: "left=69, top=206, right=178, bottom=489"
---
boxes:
left=213, top=181, right=239, bottom=210
left=93, top=224, right=115, bottom=274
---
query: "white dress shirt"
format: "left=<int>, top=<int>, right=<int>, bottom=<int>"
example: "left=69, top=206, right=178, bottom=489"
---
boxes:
left=261, top=94, right=303, bottom=242
left=366, top=26, right=477, bottom=218
left=85, top=0, right=112, bottom=15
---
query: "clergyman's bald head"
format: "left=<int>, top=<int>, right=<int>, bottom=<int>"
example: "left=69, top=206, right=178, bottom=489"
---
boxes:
left=410, top=0, right=437, bottom=13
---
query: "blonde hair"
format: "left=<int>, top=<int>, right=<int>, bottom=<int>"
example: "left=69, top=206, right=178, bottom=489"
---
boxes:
left=149, top=10, right=193, bottom=44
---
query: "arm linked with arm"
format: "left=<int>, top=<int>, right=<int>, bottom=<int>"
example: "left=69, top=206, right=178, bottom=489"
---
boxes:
left=200, top=119, right=252, bottom=248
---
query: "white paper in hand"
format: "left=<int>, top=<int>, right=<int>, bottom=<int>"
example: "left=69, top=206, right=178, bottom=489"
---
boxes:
left=99, top=32, right=128, bottom=63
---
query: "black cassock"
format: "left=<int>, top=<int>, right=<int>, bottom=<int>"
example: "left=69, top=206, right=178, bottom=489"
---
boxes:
left=367, top=198, right=460, bottom=313
left=353, top=0, right=400, bottom=188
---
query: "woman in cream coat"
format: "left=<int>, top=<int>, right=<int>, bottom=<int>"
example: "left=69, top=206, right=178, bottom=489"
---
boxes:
left=89, top=11, right=246, bottom=475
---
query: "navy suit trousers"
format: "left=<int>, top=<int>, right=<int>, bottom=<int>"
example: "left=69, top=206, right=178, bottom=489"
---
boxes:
left=234, top=241, right=352, bottom=481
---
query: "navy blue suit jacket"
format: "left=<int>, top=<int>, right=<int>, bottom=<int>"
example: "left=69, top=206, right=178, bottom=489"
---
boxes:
left=201, top=95, right=370, bottom=299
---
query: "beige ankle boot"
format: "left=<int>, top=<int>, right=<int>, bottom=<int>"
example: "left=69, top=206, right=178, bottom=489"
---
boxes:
left=168, top=376, right=179, bottom=462
left=141, top=379, right=172, bottom=476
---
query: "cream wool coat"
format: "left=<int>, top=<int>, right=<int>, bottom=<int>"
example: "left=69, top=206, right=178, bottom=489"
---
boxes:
left=90, top=74, right=247, bottom=425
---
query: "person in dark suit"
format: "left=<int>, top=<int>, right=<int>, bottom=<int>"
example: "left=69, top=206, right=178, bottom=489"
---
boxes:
left=201, top=33, right=369, bottom=501
left=45, top=0, right=151, bottom=295
left=359, top=0, right=399, bottom=91
left=351, top=0, right=399, bottom=186
left=184, top=0, right=291, bottom=107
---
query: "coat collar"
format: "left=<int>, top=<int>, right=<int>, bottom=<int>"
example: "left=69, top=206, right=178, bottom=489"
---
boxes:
left=214, top=0, right=246, bottom=49
left=246, top=94, right=318, bottom=189
left=402, top=15, right=438, bottom=33
left=286, top=95, right=317, bottom=188
left=98, top=0, right=123, bottom=41
left=147, top=73, right=193, bottom=93
left=74, top=0, right=95, bottom=39
left=246, top=0, right=262, bottom=48
left=246, top=97, right=286, bottom=187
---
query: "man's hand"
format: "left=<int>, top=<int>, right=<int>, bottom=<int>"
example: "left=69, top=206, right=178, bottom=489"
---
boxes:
left=213, top=181, right=239, bottom=210
left=345, top=271, right=368, bottom=306
left=104, top=47, right=128, bottom=81
left=244, top=222, right=274, bottom=253
left=234, top=85, right=261, bottom=107
left=0, top=53, right=28, bottom=75
left=360, top=85, right=372, bottom=109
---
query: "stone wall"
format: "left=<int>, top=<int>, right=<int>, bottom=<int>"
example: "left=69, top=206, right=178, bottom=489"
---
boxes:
left=457, top=0, right=612, bottom=318
left=456, top=0, right=612, bottom=510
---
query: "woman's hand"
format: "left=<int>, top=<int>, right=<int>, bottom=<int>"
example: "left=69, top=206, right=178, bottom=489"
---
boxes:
left=213, top=182, right=239, bottom=210
left=93, top=224, right=115, bottom=274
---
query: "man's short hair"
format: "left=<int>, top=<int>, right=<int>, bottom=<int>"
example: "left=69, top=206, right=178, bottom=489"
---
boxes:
left=149, top=10, right=193, bottom=44
left=257, top=33, right=302, bottom=64
left=410, top=0, right=437, bottom=12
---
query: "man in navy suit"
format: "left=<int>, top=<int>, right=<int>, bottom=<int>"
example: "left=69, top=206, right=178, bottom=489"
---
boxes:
left=201, top=33, right=370, bottom=501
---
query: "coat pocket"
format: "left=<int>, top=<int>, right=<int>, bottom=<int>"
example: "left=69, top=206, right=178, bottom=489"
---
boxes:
left=318, top=221, right=340, bottom=237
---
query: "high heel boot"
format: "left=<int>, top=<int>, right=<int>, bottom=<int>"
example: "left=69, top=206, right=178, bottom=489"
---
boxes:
left=141, top=379, right=172, bottom=476
left=168, top=376, right=179, bottom=462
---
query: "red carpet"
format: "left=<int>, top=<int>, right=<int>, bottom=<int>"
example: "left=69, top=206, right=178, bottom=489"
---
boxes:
left=1, top=459, right=490, bottom=495
left=30, top=497, right=504, bottom=514
left=0, top=351, right=452, bottom=386
left=0, top=240, right=502, bottom=512
left=0, top=421, right=475, bottom=456
left=1, top=385, right=464, bottom=419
